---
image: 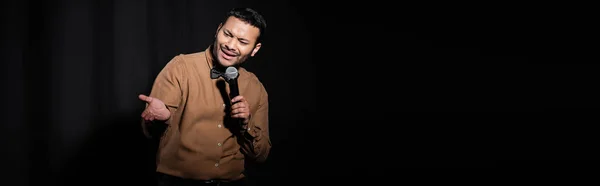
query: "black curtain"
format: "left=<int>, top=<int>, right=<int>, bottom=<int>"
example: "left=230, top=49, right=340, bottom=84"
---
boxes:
left=1, top=0, right=320, bottom=185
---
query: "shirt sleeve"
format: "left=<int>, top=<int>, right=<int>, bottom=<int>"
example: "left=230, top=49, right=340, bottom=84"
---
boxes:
left=237, top=83, right=271, bottom=163
left=141, top=55, right=186, bottom=138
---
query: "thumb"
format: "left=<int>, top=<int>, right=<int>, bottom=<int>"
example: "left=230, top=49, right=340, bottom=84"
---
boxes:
left=138, top=94, right=153, bottom=103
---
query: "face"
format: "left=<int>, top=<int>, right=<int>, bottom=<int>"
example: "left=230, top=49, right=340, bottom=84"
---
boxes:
left=213, top=16, right=262, bottom=67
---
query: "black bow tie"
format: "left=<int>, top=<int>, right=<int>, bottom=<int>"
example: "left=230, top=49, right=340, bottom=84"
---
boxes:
left=210, top=67, right=223, bottom=79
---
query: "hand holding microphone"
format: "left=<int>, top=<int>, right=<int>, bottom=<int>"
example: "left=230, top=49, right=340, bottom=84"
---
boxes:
left=224, top=67, right=251, bottom=125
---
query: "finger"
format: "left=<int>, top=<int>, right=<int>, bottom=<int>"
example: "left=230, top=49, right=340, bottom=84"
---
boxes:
left=139, top=94, right=153, bottom=103
left=231, top=108, right=241, bottom=114
left=232, top=113, right=247, bottom=118
left=231, top=96, right=245, bottom=103
left=231, top=102, right=246, bottom=110
left=233, top=107, right=249, bottom=114
left=142, top=109, right=152, bottom=118
left=145, top=115, right=154, bottom=121
left=139, top=94, right=148, bottom=101
left=143, top=110, right=152, bottom=120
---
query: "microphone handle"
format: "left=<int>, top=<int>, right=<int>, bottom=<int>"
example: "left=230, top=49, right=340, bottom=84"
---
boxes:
left=228, top=78, right=239, bottom=103
left=227, top=78, right=245, bottom=132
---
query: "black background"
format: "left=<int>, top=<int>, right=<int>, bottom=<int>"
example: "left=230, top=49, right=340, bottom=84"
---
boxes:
left=2, top=0, right=599, bottom=185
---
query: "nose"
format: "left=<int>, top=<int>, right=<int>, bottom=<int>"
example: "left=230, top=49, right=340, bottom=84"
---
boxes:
left=224, top=38, right=238, bottom=50
left=224, top=38, right=233, bottom=49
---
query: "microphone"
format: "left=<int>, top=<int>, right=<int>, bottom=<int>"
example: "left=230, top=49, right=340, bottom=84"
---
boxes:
left=224, top=66, right=245, bottom=132
left=224, top=66, right=239, bottom=102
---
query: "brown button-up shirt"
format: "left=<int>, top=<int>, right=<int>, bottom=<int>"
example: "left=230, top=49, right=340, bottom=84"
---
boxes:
left=143, top=46, right=271, bottom=181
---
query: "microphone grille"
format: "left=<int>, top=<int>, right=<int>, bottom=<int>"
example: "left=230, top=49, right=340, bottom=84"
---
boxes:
left=224, top=66, right=239, bottom=80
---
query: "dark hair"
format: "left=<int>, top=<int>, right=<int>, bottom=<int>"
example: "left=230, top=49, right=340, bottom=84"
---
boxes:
left=223, top=8, right=267, bottom=44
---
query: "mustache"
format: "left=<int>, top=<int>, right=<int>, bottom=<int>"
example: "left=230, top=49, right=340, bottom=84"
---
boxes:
left=221, top=45, right=239, bottom=56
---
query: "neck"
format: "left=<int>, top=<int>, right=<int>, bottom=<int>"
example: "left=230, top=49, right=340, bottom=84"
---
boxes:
left=212, top=60, right=226, bottom=71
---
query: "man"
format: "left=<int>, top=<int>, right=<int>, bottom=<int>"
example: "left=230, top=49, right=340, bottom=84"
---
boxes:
left=138, top=8, right=271, bottom=186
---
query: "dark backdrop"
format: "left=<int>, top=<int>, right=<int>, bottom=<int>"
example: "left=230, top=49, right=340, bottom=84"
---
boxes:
left=2, top=0, right=600, bottom=185
left=1, top=0, right=318, bottom=185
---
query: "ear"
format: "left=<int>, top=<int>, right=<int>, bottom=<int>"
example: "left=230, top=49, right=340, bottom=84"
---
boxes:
left=250, top=43, right=261, bottom=57
left=215, top=23, right=223, bottom=38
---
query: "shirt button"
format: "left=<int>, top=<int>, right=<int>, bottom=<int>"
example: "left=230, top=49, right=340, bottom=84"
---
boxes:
left=217, top=143, right=222, bottom=146
left=215, top=163, right=219, bottom=167
left=218, top=124, right=222, bottom=128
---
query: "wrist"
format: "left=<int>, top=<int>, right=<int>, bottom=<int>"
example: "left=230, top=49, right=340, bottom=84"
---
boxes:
left=159, top=107, right=171, bottom=121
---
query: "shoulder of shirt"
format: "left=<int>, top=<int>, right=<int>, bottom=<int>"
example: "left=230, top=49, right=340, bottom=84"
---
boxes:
left=239, top=67, right=266, bottom=90
left=165, top=51, right=207, bottom=70
left=239, top=67, right=258, bottom=81
left=174, top=51, right=205, bottom=64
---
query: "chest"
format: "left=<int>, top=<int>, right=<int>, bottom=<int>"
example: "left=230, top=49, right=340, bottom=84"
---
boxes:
left=185, top=77, right=259, bottom=121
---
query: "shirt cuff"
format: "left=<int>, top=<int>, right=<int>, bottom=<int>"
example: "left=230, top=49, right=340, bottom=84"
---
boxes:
left=243, top=124, right=261, bottom=140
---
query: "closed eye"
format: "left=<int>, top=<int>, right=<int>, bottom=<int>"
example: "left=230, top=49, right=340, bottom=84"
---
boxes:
left=225, top=31, right=232, bottom=37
